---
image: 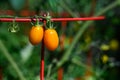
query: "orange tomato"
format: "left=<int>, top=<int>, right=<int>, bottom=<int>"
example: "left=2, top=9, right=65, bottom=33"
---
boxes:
left=29, top=25, right=43, bottom=45
left=44, top=29, right=59, bottom=51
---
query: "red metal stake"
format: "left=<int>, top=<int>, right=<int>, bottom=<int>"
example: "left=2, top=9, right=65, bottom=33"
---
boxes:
left=40, top=19, right=46, bottom=80
left=40, top=39, right=44, bottom=80
left=0, top=67, right=2, bottom=80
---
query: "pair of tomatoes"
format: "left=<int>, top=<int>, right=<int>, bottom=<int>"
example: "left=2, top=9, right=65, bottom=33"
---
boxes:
left=29, top=25, right=59, bottom=51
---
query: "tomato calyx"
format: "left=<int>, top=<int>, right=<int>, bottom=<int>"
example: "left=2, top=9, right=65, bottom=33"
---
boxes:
left=8, top=17, right=20, bottom=33
left=30, top=13, right=53, bottom=29
left=43, top=13, right=56, bottom=30
left=30, top=15, right=43, bottom=27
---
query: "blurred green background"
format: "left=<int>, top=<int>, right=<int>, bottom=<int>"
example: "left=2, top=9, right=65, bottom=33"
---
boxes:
left=0, top=0, right=120, bottom=80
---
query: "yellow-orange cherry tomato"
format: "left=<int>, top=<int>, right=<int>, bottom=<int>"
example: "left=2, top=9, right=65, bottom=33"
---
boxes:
left=29, top=25, right=43, bottom=45
left=44, top=29, right=59, bottom=51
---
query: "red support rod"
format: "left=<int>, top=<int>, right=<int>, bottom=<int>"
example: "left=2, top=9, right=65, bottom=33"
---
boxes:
left=40, top=40, right=44, bottom=80
left=51, top=16, right=105, bottom=21
left=40, top=20, right=46, bottom=80
left=0, top=16, right=105, bottom=22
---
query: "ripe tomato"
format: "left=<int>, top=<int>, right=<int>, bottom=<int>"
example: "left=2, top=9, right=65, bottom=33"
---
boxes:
left=29, top=25, right=43, bottom=45
left=44, top=29, right=59, bottom=51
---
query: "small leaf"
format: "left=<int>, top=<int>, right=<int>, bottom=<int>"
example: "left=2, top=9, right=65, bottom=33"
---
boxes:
left=8, top=23, right=20, bottom=33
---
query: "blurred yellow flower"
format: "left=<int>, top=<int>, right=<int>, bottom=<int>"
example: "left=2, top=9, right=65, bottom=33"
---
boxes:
left=84, top=35, right=91, bottom=43
left=102, top=55, right=109, bottom=64
left=100, top=44, right=110, bottom=51
left=109, top=39, right=119, bottom=50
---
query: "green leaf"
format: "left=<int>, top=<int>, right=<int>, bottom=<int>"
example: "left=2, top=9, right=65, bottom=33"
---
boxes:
left=48, top=0, right=57, bottom=12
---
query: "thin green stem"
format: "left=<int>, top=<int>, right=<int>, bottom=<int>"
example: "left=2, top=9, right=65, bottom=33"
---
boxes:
left=95, top=0, right=119, bottom=16
left=0, top=15, right=14, bottom=18
left=0, top=40, right=26, bottom=80
left=46, top=64, right=52, bottom=79
left=71, top=58, right=97, bottom=77
left=35, top=15, right=39, bottom=25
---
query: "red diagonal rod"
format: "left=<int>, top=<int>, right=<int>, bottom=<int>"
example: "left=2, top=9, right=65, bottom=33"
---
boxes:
left=0, top=16, right=105, bottom=22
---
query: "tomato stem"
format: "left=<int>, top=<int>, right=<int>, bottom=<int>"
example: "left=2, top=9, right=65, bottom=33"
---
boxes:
left=35, top=15, right=39, bottom=25
left=13, top=17, right=17, bottom=27
left=45, top=13, right=54, bottom=29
